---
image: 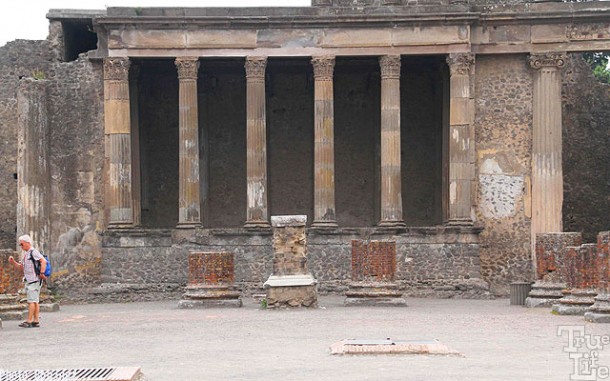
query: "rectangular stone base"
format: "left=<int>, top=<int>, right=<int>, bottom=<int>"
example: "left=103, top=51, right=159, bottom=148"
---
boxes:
left=0, top=310, right=27, bottom=321
left=552, top=304, right=590, bottom=316
left=524, top=297, right=561, bottom=308
left=585, top=312, right=610, bottom=323
left=345, top=297, right=407, bottom=307
left=266, top=285, right=317, bottom=308
left=178, top=298, right=242, bottom=309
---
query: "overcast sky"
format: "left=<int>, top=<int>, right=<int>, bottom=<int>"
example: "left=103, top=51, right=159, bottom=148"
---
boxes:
left=0, top=0, right=310, bottom=47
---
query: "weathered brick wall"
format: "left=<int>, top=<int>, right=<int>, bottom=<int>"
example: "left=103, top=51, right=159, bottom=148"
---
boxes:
left=187, top=252, right=234, bottom=285
left=562, top=54, right=610, bottom=243
left=475, top=54, right=533, bottom=295
left=0, top=40, right=51, bottom=249
left=351, top=240, right=396, bottom=282
left=0, top=250, right=22, bottom=294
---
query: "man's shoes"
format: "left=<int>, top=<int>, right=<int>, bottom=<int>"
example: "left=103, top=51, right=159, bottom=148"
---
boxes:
left=18, top=321, right=34, bottom=328
left=31, top=322, right=40, bottom=327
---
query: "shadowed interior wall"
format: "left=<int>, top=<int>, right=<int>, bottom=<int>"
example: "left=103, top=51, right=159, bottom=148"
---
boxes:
left=201, top=59, right=247, bottom=227
left=401, top=57, right=444, bottom=226
left=266, top=59, right=314, bottom=221
left=335, top=57, right=380, bottom=227
left=139, top=60, right=179, bottom=228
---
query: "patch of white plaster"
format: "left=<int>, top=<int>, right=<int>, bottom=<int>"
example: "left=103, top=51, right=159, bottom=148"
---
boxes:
left=479, top=174, right=524, bottom=218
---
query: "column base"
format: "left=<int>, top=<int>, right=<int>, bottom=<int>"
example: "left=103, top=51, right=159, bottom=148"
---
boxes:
left=176, top=222, right=201, bottom=229
left=311, top=220, right=338, bottom=229
left=377, top=220, right=406, bottom=228
left=244, top=220, right=271, bottom=230
left=446, top=218, right=474, bottom=227
left=107, top=222, right=135, bottom=230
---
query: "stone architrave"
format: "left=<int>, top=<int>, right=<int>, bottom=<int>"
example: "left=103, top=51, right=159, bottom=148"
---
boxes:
left=378, top=55, right=405, bottom=228
left=446, top=53, right=475, bottom=226
left=311, top=56, right=337, bottom=228
left=528, top=53, right=567, bottom=260
left=264, top=215, right=318, bottom=308
left=178, top=251, right=241, bottom=308
left=244, top=57, right=270, bottom=229
left=175, top=57, right=202, bottom=228
left=16, top=78, right=51, bottom=254
left=585, top=232, right=610, bottom=323
left=104, top=57, right=134, bottom=228
left=345, top=240, right=406, bottom=306
left=525, top=232, right=582, bottom=308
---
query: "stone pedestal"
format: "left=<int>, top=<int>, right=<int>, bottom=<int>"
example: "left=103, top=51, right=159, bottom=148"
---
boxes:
left=552, top=288, right=597, bottom=315
left=585, top=293, right=610, bottom=323
left=345, top=240, right=406, bottom=306
left=264, top=215, right=318, bottom=308
left=524, top=280, right=565, bottom=308
left=178, top=252, right=242, bottom=308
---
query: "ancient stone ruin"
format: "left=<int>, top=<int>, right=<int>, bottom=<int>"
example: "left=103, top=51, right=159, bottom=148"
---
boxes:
left=0, top=1, right=609, bottom=302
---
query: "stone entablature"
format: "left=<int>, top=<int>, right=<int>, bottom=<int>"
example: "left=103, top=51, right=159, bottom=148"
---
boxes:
left=89, top=3, right=610, bottom=57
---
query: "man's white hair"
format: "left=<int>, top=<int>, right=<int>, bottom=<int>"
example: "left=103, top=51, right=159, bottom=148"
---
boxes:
left=18, top=234, right=33, bottom=245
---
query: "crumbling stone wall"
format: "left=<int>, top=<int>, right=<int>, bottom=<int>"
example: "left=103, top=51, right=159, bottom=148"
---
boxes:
left=0, top=40, right=51, bottom=249
left=475, top=54, right=533, bottom=295
left=562, top=54, right=610, bottom=243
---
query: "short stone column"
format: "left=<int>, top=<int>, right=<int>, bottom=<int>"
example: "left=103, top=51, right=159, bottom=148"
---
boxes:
left=446, top=53, right=475, bottom=226
left=103, top=57, right=134, bottom=228
left=175, top=57, right=202, bottom=228
left=264, top=216, right=318, bottom=308
left=311, top=56, right=337, bottom=228
left=16, top=78, right=51, bottom=253
left=244, top=57, right=270, bottom=229
left=525, top=232, right=582, bottom=308
left=345, top=240, right=406, bottom=306
left=378, top=55, right=405, bottom=228
left=553, top=244, right=598, bottom=315
left=528, top=53, right=566, bottom=254
left=585, top=232, right=610, bottom=323
left=178, top=252, right=241, bottom=308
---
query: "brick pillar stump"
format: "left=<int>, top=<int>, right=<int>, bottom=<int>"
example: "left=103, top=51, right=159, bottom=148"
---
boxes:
left=585, top=232, right=610, bottom=323
left=525, top=232, right=582, bottom=308
left=264, top=215, right=318, bottom=308
left=345, top=240, right=406, bottom=307
left=178, top=252, right=242, bottom=308
left=552, top=244, right=598, bottom=315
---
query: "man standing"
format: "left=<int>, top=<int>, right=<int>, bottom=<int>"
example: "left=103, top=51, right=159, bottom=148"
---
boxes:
left=8, top=234, right=47, bottom=328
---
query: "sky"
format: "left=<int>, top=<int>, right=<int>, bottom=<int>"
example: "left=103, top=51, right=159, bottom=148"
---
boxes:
left=0, top=0, right=310, bottom=47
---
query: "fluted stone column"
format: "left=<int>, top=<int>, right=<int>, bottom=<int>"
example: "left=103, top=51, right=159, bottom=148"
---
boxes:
left=529, top=53, right=566, bottom=249
left=446, top=53, right=475, bottom=226
left=244, top=57, right=270, bottom=229
left=129, top=65, right=142, bottom=227
left=175, top=57, right=202, bottom=228
left=104, top=57, right=133, bottom=228
left=378, top=55, right=404, bottom=228
left=16, top=78, right=51, bottom=253
left=312, top=56, right=337, bottom=228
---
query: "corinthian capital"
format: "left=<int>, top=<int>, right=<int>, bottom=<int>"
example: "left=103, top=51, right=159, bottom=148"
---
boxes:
left=103, top=57, right=131, bottom=81
left=175, top=57, right=200, bottom=80
left=312, top=56, right=335, bottom=81
left=528, top=53, right=567, bottom=70
left=245, top=56, right=267, bottom=81
left=379, top=55, right=401, bottom=80
left=447, top=53, right=475, bottom=76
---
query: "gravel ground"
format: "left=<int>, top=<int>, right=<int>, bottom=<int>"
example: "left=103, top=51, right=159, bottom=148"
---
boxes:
left=1, top=296, right=608, bottom=381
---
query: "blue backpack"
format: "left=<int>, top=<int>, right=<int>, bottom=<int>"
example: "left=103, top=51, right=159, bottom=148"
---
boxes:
left=29, top=251, right=52, bottom=278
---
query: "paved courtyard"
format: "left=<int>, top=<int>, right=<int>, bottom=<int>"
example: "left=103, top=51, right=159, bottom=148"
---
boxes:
left=0, top=296, right=608, bottom=381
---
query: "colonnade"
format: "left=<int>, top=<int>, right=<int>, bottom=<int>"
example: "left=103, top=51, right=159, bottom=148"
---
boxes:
left=102, top=52, right=564, bottom=232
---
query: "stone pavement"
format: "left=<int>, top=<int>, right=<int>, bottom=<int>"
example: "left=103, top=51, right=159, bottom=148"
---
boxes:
left=0, top=296, right=608, bottom=381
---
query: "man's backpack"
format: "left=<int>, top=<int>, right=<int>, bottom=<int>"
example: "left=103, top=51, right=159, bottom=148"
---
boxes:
left=29, top=251, right=52, bottom=278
